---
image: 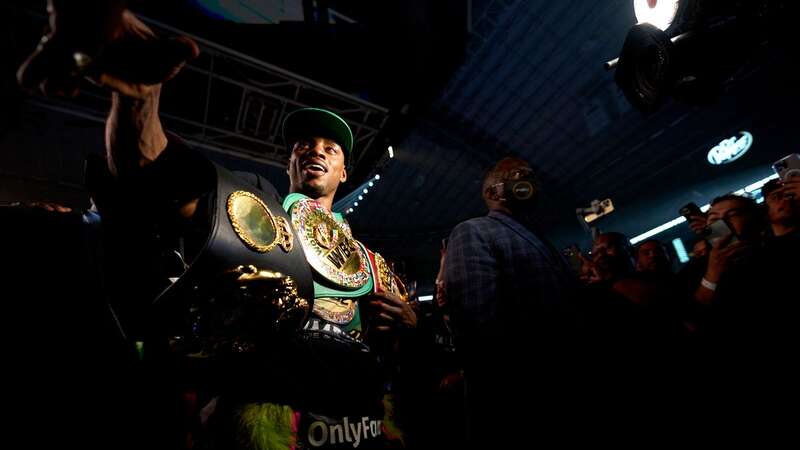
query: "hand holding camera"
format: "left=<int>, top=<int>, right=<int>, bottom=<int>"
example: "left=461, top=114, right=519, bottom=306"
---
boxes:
left=772, top=153, right=800, bottom=182
left=780, top=177, right=800, bottom=201
left=17, top=0, right=199, bottom=99
left=766, top=153, right=800, bottom=205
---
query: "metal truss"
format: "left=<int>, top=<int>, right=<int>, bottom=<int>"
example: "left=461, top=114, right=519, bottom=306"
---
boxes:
left=17, top=7, right=389, bottom=170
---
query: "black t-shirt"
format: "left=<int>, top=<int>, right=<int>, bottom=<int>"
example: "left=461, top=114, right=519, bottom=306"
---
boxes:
left=85, top=139, right=216, bottom=339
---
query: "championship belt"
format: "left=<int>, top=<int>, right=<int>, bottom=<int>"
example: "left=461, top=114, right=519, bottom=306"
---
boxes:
left=282, top=194, right=377, bottom=346
left=155, top=164, right=314, bottom=359
left=285, top=194, right=371, bottom=294
left=366, top=249, right=408, bottom=302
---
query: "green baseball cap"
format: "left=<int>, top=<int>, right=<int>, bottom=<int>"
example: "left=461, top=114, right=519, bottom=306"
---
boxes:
left=282, top=108, right=354, bottom=161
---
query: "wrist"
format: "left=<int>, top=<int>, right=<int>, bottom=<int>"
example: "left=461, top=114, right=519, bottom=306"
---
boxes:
left=701, top=277, right=718, bottom=291
left=703, top=270, right=721, bottom=283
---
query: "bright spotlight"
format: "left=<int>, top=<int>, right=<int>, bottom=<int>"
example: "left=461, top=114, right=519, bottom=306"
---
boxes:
left=634, top=0, right=681, bottom=31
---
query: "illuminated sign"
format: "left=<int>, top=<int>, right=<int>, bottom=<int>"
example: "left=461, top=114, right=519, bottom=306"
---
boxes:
left=707, top=132, right=753, bottom=165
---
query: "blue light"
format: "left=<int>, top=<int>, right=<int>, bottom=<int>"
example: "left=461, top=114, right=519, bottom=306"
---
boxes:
left=672, top=238, right=690, bottom=263
left=629, top=174, right=777, bottom=244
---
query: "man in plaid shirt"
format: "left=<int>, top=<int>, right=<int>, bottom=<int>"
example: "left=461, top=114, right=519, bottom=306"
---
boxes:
left=444, top=156, right=575, bottom=446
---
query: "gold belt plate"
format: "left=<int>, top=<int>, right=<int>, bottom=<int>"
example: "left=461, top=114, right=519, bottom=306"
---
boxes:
left=227, top=191, right=293, bottom=253
left=291, top=198, right=369, bottom=289
left=312, top=297, right=357, bottom=324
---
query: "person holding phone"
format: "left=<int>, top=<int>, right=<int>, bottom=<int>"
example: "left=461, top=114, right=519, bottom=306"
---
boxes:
left=693, top=194, right=763, bottom=305
left=680, top=202, right=708, bottom=236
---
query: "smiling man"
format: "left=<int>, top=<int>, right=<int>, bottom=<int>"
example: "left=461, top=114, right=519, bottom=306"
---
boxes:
left=284, top=108, right=352, bottom=209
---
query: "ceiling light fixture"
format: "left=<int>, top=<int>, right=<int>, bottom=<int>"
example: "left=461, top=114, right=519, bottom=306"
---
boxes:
left=634, top=0, right=682, bottom=31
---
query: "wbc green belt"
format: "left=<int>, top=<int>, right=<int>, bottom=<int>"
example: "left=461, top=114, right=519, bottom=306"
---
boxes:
left=283, top=193, right=374, bottom=299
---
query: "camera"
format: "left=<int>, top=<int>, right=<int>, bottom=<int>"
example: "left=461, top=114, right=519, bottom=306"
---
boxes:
left=772, top=153, right=800, bottom=182
left=578, top=199, right=615, bottom=224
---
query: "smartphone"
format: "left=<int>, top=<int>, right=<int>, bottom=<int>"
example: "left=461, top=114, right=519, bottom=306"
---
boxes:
left=679, top=202, right=702, bottom=219
left=772, top=153, right=800, bottom=182
left=705, top=219, right=738, bottom=245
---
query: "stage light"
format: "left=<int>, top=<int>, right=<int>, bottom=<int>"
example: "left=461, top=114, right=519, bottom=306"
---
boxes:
left=388, top=146, right=394, bottom=158
left=354, top=202, right=359, bottom=206
left=609, top=0, right=790, bottom=113
left=374, top=174, right=381, bottom=180
left=634, top=0, right=682, bottom=31
left=369, top=182, right=374, bottom=187
left=358, top=195, right=363, bottom=200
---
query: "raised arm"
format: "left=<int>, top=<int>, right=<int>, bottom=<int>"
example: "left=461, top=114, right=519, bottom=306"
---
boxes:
left=18, top=1, right=199, bottom=210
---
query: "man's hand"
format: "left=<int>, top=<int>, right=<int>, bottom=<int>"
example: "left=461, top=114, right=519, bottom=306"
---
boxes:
left=368, top=291, right=417, bottom=333
left=778, top=177, right=800, bottom=203
left=687, top=213, right=708, bottom=236
left=18, top=0, right=199, bottom=98
left=704, top=233, right=752, bottom=283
